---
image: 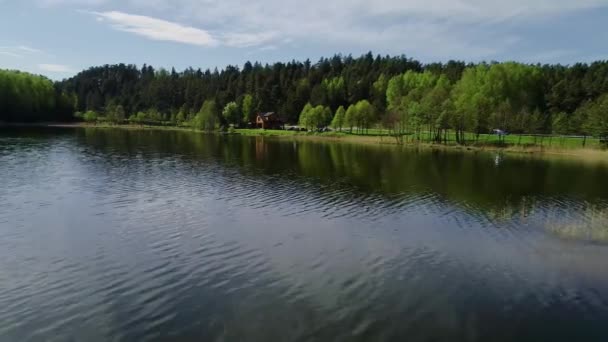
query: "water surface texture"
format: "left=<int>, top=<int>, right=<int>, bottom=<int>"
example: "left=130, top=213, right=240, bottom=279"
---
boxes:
left=2, top=128, right=608, bottom=341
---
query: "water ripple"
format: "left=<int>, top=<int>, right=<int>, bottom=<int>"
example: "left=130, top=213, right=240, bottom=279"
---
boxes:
left=2, top=129, right=608, bottom=341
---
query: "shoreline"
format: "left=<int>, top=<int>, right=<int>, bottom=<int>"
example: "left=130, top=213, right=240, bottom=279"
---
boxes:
left=3, top=122, right=608, bottom=162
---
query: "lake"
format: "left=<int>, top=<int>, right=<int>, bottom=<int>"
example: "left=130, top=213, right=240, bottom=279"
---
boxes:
left=2, top=127, right=608, bottom=341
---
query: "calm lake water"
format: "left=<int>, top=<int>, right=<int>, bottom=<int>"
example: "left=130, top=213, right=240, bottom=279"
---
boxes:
left=2, top=127, right=608, bottom=341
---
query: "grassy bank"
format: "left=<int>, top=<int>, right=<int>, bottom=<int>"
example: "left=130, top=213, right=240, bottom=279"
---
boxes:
left=234, top=128, right=608, bottom=157
left=7, top=122, right=608, bottom=161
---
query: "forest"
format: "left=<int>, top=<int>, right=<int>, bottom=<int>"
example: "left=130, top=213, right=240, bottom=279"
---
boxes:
left=0, top=70, right=74, bottom=123
left=2, top=52, right=608, bottom=142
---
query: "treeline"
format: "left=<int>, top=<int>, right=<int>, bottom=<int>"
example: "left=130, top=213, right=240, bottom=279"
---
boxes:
left=59, top=53, right=608, bottom=139
left=380, top=63, right=608, bottom=142
left=0, top=70, right=74, bottom=123
left=3, top=52, right=608, bottom=140
left=60, top=53, right=423, bottom=125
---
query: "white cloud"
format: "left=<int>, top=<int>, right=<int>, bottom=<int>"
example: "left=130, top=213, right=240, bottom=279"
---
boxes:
left=89, top=11, right=279, bottom=48
left=358, top=0, right=607, bottom=20
left=39, top=0, right=107, bottom=5
left=222, top=32, right=278, bottom=48
left=91, top=11, right=219, bottom=47
left=39, top=0, right=608, bottom=60
left=117, top=0, right=605, bottom=59
left=0, top=45, right=45, bottom=58
left=525, top=49, right=578, bottom=63
left=246, top=45, right=279, bottom=56
left=258, top=45, right=278, bottom=52
left=0, top=51, right=22, bottom=58
left=16, top=45, right=44, bottom=53
left=38, top=63, right=74, bottom=72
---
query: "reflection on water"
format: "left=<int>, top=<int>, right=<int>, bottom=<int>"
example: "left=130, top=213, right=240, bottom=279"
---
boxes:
left=546, top=205, right=608, bottom=243
left=1, top=127, right=608, bottom=341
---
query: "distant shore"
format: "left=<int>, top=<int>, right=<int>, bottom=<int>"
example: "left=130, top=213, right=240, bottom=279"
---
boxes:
left=3, top=122, right=607, bottom=162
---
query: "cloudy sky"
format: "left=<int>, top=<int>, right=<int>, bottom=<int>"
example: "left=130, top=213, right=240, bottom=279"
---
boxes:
left=1, top=0, right=608, bottom=79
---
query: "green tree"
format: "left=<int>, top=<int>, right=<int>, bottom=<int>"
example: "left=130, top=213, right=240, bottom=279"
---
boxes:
left=344, top=104, right=357, bottom=133
left=552, top=112, right=570, bottom=135
left=0, top=69, right=70, bottom=122
left=129, top=111, right=148, bottom=125
left=222, top=101, right=240, bottom=126
left=83, top=110, right=98, bottom=123
left=298, top=103, right=314, bottom=130
left=421, top=75, right=452, bottom=141
left=452, top=63, right=544, bottom=143
left=386, top=71, right=441, bottom=139
left=242, top=94, right=254, bottom=125
left=355, top=100, right=375, bottom=134
left=194, top=100, right=219, bottom=131
left=372, top=74, right=389, bottom=116
left=146, top=108, right=162, bottom=122
left=176, top=107, right=187, bottom=125
left=583, top=94, right=608, bottom=138
left=106, top=104, right=126, bottom=124
left=331, top=106, right=346, bottom=131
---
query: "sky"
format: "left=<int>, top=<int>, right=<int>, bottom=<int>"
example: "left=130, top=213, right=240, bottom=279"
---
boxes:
left=1, top=0, right=608, bottom=79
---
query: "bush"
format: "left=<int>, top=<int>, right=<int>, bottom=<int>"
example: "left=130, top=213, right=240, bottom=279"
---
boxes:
left=83, top=110, right=98, bottom=123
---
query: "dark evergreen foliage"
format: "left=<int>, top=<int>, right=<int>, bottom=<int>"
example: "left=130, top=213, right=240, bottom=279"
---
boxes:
left=59, top=53, right=422, bottom=123
left=3, top=52, right=608, bottom=139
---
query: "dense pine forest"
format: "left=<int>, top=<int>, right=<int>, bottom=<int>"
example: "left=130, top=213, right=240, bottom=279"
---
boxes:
left=2, top=52, right=608, bottom=141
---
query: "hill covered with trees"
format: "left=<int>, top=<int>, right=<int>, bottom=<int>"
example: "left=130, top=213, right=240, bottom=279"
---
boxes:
left=0, top=70, right=74, bottom=123
left=3, top=52, right=608, bottom=141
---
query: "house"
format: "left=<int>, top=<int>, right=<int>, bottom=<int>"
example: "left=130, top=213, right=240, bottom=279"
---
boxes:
left=255, top=112, right=284, bottom=129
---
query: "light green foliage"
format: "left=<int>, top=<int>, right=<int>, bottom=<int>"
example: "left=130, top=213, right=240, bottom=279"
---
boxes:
left=355, top=100, right=375, bottom=130
left=552, top=112, right=570, bottom=135
left=128, top=109, right=164, bottom=125
left=386, top=71, right=444, bottom=138
left=194, top=100, right=219, bottom=131
left=176, top=104, right=189, bottom=125
left=242, top=94, right=254, bottom=124
left=322, top=77, right=346, bottom=109
left=176, top=110, right=186, bottom=124
left=452, top=63, right=544, bottom=137
left=0, top=69, right=71, bottom=122
left=582, top=94, right=608, bottom=137
left=299, top=103, right=331, bottom=130
left=421, top=75, right=452, bottom=140
left=83, top=110, right=98, bottom=123
left=145, top=108, right=162, bottom=122
left=131, top=111, right=147, bottom=124
left=344, top=104, right=357, bottom=132
left=341, top=100, right=376, bottom=134
left=4, top=54, right=608, bottom=149
left=106, top=104, right=126, bottom=124
left=331, top=106, right=346, bottom=131
left=222, top=101, right=240, bottom=126
left=298, top=103, right=314, bottom=129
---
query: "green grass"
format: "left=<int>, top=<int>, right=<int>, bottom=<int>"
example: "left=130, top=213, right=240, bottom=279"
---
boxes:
left=234, top=127, right=604, bottom=149
left=330, top=129, right=602, bottom=149
left=236, top=128, right=300, bottom=136
left=74, top=121, right=606, bottom=152
left=80, top=116, right=605, bottom=150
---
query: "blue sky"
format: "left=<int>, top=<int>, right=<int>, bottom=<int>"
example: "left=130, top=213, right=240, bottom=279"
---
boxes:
left=1, top=0, right=608, bottom=80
